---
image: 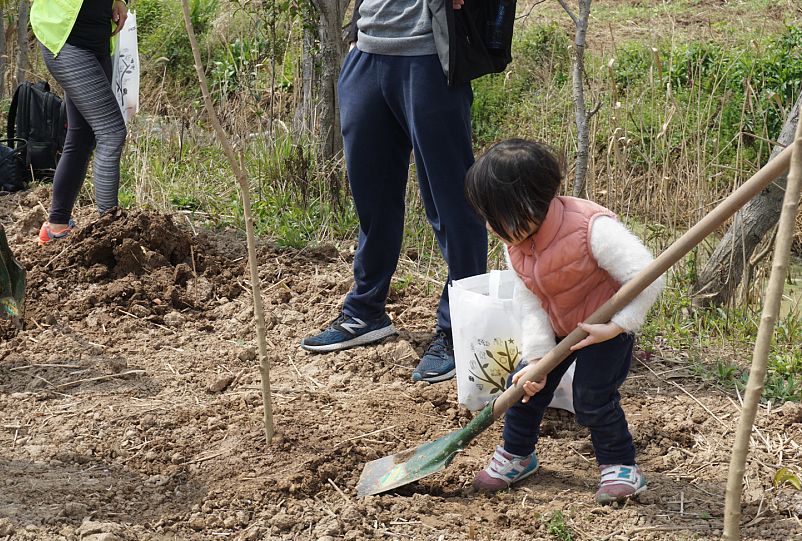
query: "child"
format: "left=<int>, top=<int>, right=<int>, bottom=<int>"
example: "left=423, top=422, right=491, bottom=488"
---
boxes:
left=464, top=139, right=664, bottom=504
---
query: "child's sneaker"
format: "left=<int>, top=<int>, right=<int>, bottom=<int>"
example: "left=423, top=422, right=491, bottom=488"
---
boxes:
left=473, top=445, right=539, bottom=492
left=596, top=464, right=646, bottom=504
left=38, top=220, right=75, bottom=246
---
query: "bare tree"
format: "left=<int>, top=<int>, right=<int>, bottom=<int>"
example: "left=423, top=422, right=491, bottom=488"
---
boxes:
left=722, top=116, right=802, bottom=541
left=692, top=93, right=802, bottom=307
left=294, top=23, right=316, bottom=135
left=557, top=0, right=598, bottom=197
left=297, top=0, right=348, bottom=162
left=180, top=0, right=275, bottom=445
left=15, top=0, right=27, bottom=87
left=0, top=5, right=6, bottom=100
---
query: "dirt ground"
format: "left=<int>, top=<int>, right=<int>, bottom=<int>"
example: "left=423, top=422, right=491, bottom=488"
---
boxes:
left=1, top=190, right=801, bottom=541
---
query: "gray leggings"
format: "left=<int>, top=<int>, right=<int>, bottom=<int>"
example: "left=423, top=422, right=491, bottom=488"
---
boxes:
left=41, top=42, right=127, bottom=223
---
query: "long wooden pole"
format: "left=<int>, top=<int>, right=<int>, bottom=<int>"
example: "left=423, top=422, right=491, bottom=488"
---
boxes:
left=179, top=0, right=275, bottom=443
left=722, top=120, right=802, bottom=540
left=494, top=143, right=794, bottom=418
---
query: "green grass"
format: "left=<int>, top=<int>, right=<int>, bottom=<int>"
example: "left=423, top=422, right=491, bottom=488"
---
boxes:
left=688, top=354, right=802, bottom=404
left=640, top=257, right=802, bottom=403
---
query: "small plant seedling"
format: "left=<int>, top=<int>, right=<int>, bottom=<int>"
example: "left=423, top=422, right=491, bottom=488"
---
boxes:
left=547, top=510, right=574, bottom=541
left=773, top=467, right=802, bottom=490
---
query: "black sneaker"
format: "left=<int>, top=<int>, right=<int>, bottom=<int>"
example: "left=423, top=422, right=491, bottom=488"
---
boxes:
left=300, top=313, right=397, bottom=352
left=411, top=331, right=455, bottom=383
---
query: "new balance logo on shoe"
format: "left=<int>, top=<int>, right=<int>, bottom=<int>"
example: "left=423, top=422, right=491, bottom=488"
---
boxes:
left=300, top=313, right=397, bottom=353
left=617, top=466, right=632, bottom=479
left=340, top=317, right=367, bottom=335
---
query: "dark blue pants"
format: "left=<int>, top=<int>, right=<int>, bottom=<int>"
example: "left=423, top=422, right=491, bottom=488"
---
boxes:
left=503, top=333, right=637, bottom=465
left=338, top=50, right=488, bottom=333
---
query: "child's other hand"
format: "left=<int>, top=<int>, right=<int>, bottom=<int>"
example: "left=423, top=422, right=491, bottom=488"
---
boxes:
left=570, top=322, right=624, bottom=351
left=511, top=361, right=546, bottom=403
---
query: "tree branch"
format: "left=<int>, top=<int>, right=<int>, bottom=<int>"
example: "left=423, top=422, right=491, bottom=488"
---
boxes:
left=556, top=0, right=578, bottom=25
left=516, top=0, right=548, bottom=21
left=587, top=101, right=603, bottom=120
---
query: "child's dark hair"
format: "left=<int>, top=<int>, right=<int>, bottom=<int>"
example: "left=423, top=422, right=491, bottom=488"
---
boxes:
left=465, top=139, right=563, bottom=244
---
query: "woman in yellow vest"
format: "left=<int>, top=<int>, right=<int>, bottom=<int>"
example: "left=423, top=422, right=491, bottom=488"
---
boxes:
left=30, top=0, right=129, bottom=244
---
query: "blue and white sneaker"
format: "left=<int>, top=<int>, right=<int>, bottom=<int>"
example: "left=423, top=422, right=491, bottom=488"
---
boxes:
left=300, top=313, right=397, bottom=352
left=411, top=331, right=455, bottom=383
left=473, top=445, right=539, bottom=492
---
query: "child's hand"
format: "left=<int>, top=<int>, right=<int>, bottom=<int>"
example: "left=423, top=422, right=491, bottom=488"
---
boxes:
left=511, top=361, right=547, bottom=403
left=570, top=322, right=625, bottom=351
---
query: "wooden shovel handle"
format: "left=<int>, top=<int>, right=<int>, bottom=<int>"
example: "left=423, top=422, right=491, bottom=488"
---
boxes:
left=492, top=144, right=794, bottom=421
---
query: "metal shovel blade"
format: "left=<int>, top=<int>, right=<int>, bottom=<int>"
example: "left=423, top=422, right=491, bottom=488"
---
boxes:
left=0, top=225, right=25, bottom=321
left=356, top=404, right=493, bottom=497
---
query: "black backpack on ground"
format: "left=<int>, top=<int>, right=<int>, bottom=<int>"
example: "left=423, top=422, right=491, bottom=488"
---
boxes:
left=0, top=138, right=28, bottom=193
left=6, top=81, right=68, bottom=183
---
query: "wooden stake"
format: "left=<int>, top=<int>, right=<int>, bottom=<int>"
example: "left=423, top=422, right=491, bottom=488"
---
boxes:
left=722, top=118, right=802, bottom=539
left=179, top=0, right=274, bottom=444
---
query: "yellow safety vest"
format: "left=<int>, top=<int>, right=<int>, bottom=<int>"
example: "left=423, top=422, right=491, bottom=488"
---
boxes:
left=31, top=0, right=116, bottom=55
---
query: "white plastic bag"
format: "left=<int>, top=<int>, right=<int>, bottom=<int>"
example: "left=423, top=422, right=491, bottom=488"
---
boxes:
left=450, top=270, right=575, bottom=413
left=111, top=11, right=140, bottom=123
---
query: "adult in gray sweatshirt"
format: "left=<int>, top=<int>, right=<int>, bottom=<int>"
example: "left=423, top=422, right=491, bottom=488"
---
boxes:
left=302, top=0, right=515, bottom=385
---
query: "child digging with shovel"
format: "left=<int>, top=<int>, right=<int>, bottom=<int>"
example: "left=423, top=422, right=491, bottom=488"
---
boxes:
left=464, top=139, right=664, bottom=504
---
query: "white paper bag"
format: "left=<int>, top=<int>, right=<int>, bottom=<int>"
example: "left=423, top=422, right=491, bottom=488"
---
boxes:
left=450, top=270, right=575, bottom=413
left=111, top=11, right=140, bottom=123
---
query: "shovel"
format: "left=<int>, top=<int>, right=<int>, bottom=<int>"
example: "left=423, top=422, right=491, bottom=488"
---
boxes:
left=0, top=224, right=25, bottom=324
left=356, top=144, right=794, bottom=497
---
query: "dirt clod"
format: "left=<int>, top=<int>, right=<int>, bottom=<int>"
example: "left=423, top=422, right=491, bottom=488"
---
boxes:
left=208, top=375, right=235, bottom=393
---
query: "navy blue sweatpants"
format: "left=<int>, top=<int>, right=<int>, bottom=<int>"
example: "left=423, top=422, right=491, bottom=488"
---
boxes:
left=338, top=49, right=488, bottom=333
left=503, top=333, right=637, bottom=465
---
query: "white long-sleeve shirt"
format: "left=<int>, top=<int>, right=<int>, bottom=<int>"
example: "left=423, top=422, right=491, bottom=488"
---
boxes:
left=506, top=216, right=664, bottom=361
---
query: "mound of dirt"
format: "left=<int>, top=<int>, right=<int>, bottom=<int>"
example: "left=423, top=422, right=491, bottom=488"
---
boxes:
left=19, top=208, right=245, bottom=326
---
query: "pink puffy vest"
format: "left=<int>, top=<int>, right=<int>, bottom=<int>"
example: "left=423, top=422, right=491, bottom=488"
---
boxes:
left=507, top=196, right=620, bottom=337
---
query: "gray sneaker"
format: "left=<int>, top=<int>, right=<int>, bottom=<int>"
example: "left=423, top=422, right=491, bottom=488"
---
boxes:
left=301, top=313, right=397, bottom=352
left=411, top=331, right=455, bottom=383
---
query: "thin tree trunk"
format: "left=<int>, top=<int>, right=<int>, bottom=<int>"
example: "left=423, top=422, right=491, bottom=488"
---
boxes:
left=179, top=0, right=275, bottom=445
left=693, top=93, right=802, bottom=307
left=0, top=7, right=7, bottom=101
left=294, top=24, right=315, bottom=135
left=308, top=0, right=347, bottom=161
left=15, top=0, right=28, bottom=88
left=558, top=0, right=594, bottom=197
left=722, top=110, right=802, bottom=541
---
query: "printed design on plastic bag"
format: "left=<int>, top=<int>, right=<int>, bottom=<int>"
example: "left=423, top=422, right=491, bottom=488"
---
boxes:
left=111, top=12, right=140, bottom=123
left=467, top=337, right=520, bottom=394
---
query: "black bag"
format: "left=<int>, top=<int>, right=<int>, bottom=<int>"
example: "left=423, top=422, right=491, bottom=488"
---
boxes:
left=7, top=81, right=68, bottom=181
left=453, top=0, right=517, bottom=85
left=0, top=138, right=28, bottom=193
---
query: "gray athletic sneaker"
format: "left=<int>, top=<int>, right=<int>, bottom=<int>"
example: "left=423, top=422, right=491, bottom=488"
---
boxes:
left=301, top=313, right=397, bottom=352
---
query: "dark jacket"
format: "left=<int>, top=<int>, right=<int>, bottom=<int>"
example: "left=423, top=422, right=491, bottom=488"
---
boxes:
left=345, top=0, right=516, bottom=85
